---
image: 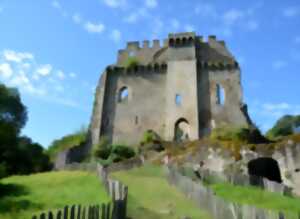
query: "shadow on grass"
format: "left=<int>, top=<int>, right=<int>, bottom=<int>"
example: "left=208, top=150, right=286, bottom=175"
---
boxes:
left=0, top=183, right=29, bottom=198
left=0, top=183, right=43, bottom=213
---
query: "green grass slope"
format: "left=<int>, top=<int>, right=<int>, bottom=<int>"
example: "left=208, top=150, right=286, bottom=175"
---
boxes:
left=112, top=164, right=212, bottom=219
left=210, top=182, right=300, bottom=218
left=0, top=171, right=109, bottom=219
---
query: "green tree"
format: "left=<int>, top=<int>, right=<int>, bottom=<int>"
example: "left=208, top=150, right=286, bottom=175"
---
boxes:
left=267, top=115, right=300, bottom=139
left=0, top=84, right=27, bottom=133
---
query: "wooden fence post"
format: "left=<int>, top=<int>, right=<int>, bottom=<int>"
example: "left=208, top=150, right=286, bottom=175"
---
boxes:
left=82, top=207, right=86, bottom=219
left=77, top=205, right=82, bottom=219
left=40, top=213, right=46, bottom=219
left=63, top=206, right=68, bottom=219
left=56, top=210, right=62, bottom=219
left=70, top=205, right=75, bottom=219
left=48, top=211, right=54, bottom=219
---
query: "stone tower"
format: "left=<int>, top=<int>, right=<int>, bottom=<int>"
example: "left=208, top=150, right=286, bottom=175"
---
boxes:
left=88, top=32, right=252, bottom=147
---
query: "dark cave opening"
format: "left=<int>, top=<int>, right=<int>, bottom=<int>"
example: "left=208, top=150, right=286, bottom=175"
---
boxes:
left=247, top=157, right=282, bottom=186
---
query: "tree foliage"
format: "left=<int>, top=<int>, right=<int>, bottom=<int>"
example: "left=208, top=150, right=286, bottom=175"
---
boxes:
left=0, top=83, right=51, bottom=178
left=267, top=115, right=300, bottom=139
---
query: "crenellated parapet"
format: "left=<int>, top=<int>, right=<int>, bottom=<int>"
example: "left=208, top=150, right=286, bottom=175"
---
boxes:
left=106, top=63, right=168, bottom=74
left=198, top=61, right=239, bottom=70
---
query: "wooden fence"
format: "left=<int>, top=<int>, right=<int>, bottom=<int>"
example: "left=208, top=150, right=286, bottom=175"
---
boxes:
left=32, top=204, right=111, bottom=219
left=166, top=165, right=300, bottom=219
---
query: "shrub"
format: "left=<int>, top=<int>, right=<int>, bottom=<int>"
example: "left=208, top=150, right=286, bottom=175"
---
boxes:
left=210, top=125, right=268, bottom=144
left=93, top=143, right=135, bottom=165
left=141, top=130, right=160, bottom=145
left=124, top=57, right=139, bottom=68
left=92, top=136, right=111, bottom=160
left=111, top=145, right=135, bottom=159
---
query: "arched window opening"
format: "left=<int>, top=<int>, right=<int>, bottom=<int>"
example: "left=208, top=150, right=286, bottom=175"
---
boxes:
left=119, top=87, right=129, bottom=102
left=174, top=118, right=190, bottom=142
left=216, top=84, right=225, bottom=105
left=175, top=94, right=182, bottom=106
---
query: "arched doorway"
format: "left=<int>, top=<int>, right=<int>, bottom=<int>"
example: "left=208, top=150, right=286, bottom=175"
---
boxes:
left=247, top=157, right=282, bottom=186
left=174, top=118, right=190, bottom=142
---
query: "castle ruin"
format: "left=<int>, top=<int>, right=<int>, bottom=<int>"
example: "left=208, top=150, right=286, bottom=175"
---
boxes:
left=88, top=32, right=252, bottom=147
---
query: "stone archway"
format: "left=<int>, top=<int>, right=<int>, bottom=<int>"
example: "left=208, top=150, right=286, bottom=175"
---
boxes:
left=174, top=118, right=190, bottom=142
left=247, top=157, right=282, bottom=186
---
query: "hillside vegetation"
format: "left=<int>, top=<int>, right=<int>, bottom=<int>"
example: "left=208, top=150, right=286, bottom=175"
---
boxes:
left=267, top=115, right=300, bottom=139
left=47, top=127, right=87, bottom=161
left=0, top=171, right=109, bottom=219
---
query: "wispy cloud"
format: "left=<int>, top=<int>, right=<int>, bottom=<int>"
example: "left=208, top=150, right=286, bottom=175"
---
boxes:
left=0, top=49, right=82, bottom=109
left=102, top=0, right=127, bottom=9
left=110, top=29, right=122, bottom=43
left=184, top=24, right=195, bottom=32
left=84, top=22, right=105, bottom=33
left=283, top=6, right=300, bottom=17
left=294, top=36, right=300, bottom=44
left=51, top=0, right=67, bottom=17
left=72, top=13, right=82, bottom=24
left=145, top=0, right=157, bottom=9
left=272, top=60, right=288, bottom=70
left=124, top=8, right=149, bottom=23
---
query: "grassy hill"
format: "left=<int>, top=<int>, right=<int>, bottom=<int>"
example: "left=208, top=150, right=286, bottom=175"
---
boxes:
left=0, top=171, right=109, bottom=219
left=112, top=164, right=212, bottom=219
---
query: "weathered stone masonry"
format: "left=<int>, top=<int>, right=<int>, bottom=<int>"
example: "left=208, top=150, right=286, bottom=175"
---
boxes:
left=88, top=32, right=251, bottom=147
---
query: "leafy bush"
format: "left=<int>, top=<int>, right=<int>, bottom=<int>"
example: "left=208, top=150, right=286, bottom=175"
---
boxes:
left=141, top=130, right=160, bottom=145
left=92, top=142, right=135, bottom=166
left=47, top=126, right=87, bottom=161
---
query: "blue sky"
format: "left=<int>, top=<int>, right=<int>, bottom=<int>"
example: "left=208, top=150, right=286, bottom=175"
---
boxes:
left=0, top=0, right=299, bottom=147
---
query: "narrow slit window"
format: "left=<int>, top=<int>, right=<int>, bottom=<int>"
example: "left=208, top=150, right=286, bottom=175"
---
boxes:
left=119, top=87, right=129, bottom=102
left=135, top=116, right=138, bottom=125
left=216, top=84, right=225, bottom=105
left=175, top=94, right=182, bottom=106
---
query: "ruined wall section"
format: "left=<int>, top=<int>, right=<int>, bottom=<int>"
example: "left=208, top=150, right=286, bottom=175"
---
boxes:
left=100, top=65, right=167, bottom=145
left=88, top=71, right=108, bottom=148
left=204, top=63, right=249, bottom=128
left=117, top=40, right=168, bottom=66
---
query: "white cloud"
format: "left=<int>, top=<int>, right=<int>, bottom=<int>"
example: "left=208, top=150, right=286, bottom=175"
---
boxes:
left=263, top=103, right=291, bottom=111
left=124, top=8, right=148, bottom=23
left=246, top=20, right=259, bottom=31
left=102, top=0, right=127, bottom=9
left=184, top=24, right=195, bottom=32
left=57, top=70, right=65, bottom=80
left=36, top=64, right=52, bottom=76
left=195, top=3, right=217, bottom=19
left=51, top=0, right=61, bottom=9
left=110, top=29, right=121, bottom=43
left=294, top=36, right=300, bottom=44
left=223, top=9, right=244, bottom=25
left=283, top=7, right=299, bottom=17
left=272, top=60, right=288, bottom=70
left=145, top=0, right=157, bottom=9
left=72, top=13, right=82, bottom=24
left=69, top=72, right=76, bottom=78
left=3, top=50, right=34, bottom=63
left=84, top=22, right=105, bottom=33
left=0, top=63, right=13, bottom=79
left=170, top=19, right=180, bottom=30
